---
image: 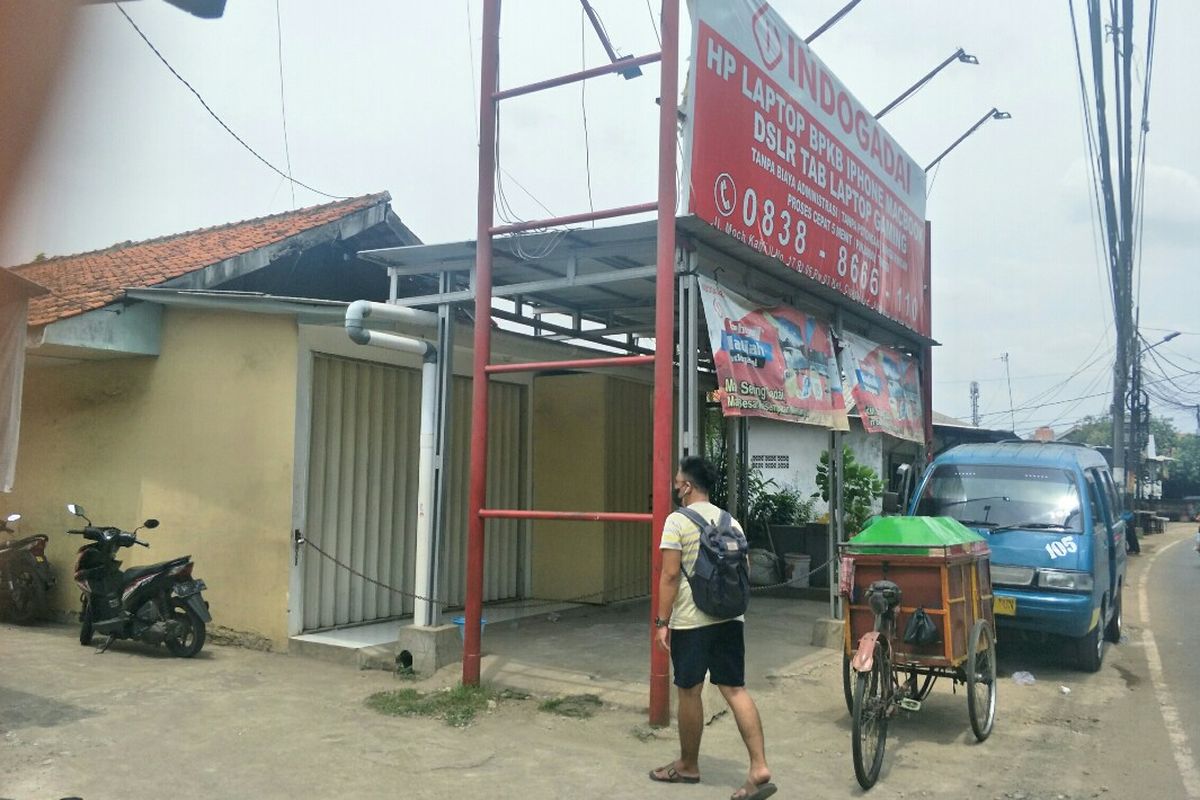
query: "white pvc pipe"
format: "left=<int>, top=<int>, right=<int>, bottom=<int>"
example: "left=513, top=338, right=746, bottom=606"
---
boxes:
left=412, top=358, right=438, bottom=627
left=345, top=299, right=438, bottom=346
left=344, top=300, right=439, bottom=627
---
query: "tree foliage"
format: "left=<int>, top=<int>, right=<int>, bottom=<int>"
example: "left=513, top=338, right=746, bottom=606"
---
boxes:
left=814, top=446, right=884, bottom=536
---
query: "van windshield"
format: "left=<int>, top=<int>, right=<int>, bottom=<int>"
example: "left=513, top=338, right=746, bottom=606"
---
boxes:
left=916, top=464, right=1083, bottom=531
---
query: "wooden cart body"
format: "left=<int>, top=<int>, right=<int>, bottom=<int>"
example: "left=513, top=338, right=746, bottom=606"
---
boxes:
left=842, top=542, right=994, bottom=669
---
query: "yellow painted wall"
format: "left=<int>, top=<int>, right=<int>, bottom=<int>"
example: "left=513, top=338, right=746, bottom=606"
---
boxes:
left=9, top=308, right=297, bottom=647
left=531, top=373, right=652, bottom=603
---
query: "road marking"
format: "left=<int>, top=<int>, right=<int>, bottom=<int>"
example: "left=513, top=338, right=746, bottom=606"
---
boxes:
left=1137, top=536, right=1200, bottom=799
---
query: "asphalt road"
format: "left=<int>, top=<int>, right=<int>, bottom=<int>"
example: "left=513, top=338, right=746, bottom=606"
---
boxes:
left=2, top=526, right=1198, bottom=799
left=1136, top=525, right=1200, bottom=797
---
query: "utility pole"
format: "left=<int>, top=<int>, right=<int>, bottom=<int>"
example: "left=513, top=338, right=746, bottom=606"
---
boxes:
left=1084, top=0, right=1136, bottom=495
left=970, top=381, right=980, bottom=427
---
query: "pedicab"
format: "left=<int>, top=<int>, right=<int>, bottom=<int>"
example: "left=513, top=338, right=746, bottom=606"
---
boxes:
left=838, top=517, right=997, bottom=789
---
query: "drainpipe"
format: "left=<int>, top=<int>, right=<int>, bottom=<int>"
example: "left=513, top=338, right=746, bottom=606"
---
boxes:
left=345, top=300, right=439, bottom=626
left=413, top=356, right=438, bottom=627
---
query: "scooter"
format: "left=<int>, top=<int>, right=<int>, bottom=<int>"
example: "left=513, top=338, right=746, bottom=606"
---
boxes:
left=0, top=513, right=55, bottom=623
left=67, top=503, right=211, bottom=657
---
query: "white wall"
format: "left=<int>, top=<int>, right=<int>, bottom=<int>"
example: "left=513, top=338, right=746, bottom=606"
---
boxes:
left=746, top=418, right=884, bottom=516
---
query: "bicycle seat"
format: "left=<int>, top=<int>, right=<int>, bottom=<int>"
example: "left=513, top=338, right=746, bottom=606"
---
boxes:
left=866, top=580, right=902, bottom=615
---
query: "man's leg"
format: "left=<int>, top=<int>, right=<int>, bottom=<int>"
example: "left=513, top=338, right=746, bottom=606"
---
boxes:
left=717, top=683, right=771, bottom=788
left=651, top=627, right=705, bottom=782
left=676, top=683, right=705, bottom=773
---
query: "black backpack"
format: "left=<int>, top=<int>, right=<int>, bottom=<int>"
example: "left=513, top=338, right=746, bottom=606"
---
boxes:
left=676, top=507, right=751, bottom=619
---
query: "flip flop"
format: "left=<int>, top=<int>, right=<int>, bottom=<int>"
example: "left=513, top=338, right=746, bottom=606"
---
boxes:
left=730, top=781, right=777, bottom=800
left=648, top=764, right=700, bottom=784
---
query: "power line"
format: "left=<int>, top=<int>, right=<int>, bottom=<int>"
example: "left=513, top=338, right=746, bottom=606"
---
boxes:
left=114, top=2, right=345, bottom=200
left=274, top=0, right=295, bottom=208
left=978, top=368, right=1195, bottom=422
left=645, top=0, right=661, bottom=44
left=581, top=7, right=596, bottom=225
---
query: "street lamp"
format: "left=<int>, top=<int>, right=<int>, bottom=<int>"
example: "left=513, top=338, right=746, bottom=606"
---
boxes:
left=924, top=108, right=1011, bottom=173
left=876, top=48, right=979, bottom=120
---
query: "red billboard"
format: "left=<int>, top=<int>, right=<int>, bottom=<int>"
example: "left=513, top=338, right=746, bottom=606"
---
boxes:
left=684, top=1, right=930, bottom=337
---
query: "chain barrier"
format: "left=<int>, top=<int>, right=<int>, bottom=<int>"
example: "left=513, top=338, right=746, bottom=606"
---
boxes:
left=301, top=535, right=837, bottom=614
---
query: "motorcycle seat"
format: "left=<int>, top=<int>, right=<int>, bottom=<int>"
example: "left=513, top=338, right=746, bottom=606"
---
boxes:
left=0, top=534, right=47, bottom=552
left=122, top=556, right=192, bottom=582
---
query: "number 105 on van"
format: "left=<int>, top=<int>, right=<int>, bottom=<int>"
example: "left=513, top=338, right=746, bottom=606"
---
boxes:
left=993, top=596, right=1017, bottom=616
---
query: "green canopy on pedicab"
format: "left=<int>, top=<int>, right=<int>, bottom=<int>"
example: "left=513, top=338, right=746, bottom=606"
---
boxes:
left=845, top=516, right=987, bottom=555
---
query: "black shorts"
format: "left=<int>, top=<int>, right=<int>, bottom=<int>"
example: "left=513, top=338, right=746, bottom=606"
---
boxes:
left=670, top=620, right=745, bottom=689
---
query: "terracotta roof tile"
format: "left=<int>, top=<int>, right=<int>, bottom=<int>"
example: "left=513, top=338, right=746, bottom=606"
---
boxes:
left=7, top=192, right=390, bottom=327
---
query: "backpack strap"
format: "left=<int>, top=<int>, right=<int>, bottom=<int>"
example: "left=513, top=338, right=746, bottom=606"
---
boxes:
left=673, top=506, right=711, bottom=580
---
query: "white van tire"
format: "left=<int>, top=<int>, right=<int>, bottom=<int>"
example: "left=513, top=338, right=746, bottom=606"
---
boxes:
left=1076, top=606, right=1105, bottom=672
left=1104, top=590, right=1122, bottom=644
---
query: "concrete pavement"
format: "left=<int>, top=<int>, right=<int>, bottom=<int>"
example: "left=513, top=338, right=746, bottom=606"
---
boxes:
left=3, top=543, right=1198, bottom=799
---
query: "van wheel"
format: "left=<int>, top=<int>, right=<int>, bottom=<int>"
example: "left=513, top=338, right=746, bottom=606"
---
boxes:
left=1076, top=606, right=1105, bottom=672
left=1104, top=590, right=1122, bottom=644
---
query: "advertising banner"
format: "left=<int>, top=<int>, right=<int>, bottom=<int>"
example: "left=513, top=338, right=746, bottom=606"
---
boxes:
left=698, top=276, right=848, bottom=429
left=684, top=0, right=930, bottom=337
left=838, top=331, right=924, bottom=442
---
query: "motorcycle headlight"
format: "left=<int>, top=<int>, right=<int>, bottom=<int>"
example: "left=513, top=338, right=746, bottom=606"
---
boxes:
left=1037, top=569, right=1093, bottom=593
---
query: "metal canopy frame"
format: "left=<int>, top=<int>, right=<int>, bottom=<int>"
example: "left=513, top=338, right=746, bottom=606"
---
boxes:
left=374, top=0, right=934, bottom=728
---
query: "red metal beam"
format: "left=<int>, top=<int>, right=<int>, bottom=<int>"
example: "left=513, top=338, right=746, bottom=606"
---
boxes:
left=462, top=0, right=501, bottom=688
left=480, top=509, right=653, bottom=523
left=485, top=355, right=653, bottom=374
left=490, top=201, right=658, bottom=236
left=493, top=52, right=662, bottom=101
left=649, top=0, right=679, bottom=729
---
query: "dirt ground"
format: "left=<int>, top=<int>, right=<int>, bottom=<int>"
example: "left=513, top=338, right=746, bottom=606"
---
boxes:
left=2, top=527, right=1194, bottom=800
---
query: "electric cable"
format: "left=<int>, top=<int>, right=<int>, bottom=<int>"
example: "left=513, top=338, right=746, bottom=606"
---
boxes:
left=645, top=0, right=661, bottom=44
left=581, top=6, right=596, bottom=225
left=274, top=0, right=295, bottom=208
left=114, top=2, right=346, bottom=200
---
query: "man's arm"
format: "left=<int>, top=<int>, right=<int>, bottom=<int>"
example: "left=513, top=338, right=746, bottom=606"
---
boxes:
left=656, top=548, right=682, bottom=651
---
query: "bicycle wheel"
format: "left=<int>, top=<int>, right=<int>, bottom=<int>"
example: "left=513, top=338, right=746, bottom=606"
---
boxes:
left=851, top=641, right=890, bottom=789
left=841, top=652, right=854, bottom=715
left=966, top=621, right=997, bottom=741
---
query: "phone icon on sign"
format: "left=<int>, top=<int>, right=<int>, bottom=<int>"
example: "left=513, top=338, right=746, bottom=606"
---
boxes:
left=715, top=173, right=736, bottom=217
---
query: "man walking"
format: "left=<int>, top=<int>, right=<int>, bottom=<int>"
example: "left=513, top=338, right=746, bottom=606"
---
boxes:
left=649, top=456, right=776, bottom=800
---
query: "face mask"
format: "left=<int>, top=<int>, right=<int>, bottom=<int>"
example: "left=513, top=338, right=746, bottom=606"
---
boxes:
left=673, top=483, right=689, bottom=508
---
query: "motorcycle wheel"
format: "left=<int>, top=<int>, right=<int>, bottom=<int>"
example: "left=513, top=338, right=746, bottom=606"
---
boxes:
left=79, top=599, right=94, bottom=646
left=164, top=602, right=206, bottom=658
left=8, top=567, right=45, bottom=624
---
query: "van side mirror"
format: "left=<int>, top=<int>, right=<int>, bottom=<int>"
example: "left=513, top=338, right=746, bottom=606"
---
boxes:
left=882, top=492, right=900, bottom=514
left=143, top=519, right=159, bottom=529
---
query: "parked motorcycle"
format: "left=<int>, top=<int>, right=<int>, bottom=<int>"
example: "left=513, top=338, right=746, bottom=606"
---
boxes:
left=67, top=503, right=210, bottom=657
left=0, top=512, right=55, bottom=623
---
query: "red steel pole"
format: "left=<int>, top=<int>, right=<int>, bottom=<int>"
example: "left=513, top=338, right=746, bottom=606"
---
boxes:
left=649, top=0, right=679, bottom=728
left=490, top=201, right=658, bottom=236
left=463, top=0, right=501, bottom=687
left=485, top=354, right=654, bottom=374
left=480, top=509, right=654, bottom=523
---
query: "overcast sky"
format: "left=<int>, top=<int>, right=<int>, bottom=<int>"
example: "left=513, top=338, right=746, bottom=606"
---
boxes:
left=2, top=0, right=1196, bottom=437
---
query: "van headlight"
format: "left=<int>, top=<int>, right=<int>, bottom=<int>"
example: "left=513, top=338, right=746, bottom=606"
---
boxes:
left=1037, top=569, right=1093, bottom=592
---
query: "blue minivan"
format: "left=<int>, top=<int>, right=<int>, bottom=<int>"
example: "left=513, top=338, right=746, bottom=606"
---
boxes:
left=908, top=442, right=1128, bottom=671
